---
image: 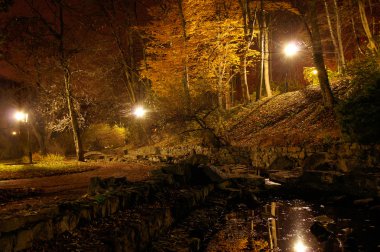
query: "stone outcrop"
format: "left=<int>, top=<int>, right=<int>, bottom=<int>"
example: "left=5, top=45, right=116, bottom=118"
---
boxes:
left=132, top=142, right=379, bottom=197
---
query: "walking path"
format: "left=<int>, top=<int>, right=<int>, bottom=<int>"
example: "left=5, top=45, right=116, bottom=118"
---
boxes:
left=0, top=161, right=159, bottom=217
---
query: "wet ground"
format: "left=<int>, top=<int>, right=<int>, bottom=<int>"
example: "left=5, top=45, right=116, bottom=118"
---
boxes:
left=205, top=192, right=380, bottom=252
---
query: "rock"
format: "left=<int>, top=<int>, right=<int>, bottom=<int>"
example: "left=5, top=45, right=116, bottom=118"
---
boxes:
left=369, top=204, right=380, bottom=214
left=242, top=190, right=260, bottom=208
left=0, top=235, right=15, bottom=252
left=327, top=195, right=351, bottom=206
left=302, top=153, right=329, bottom=171
left=0, top=217, right=27, bottom=233
left=197, top=164, right=227, bottom=183
left=314, top=215, right=335, bottom=226
left=190, top=237, right=201, bottom=251
left=87, top=177, right=105, bottom=195
left=14, top=228, right=34, bottom=251
left=268, top=156, right=296, bottom=170
left=269, top=169, right=302, bottom=184
left=84, top=151, right=105, bottom=161
left=216, top=180, right=232, bottom=190
left=310, top=221, right=332, bottom=242
left=353, top=198, right=374, bottom=206
left=184, top=153, right=209, bottom=166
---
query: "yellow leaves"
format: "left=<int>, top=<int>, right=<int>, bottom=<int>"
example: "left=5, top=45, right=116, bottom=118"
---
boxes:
left=142, top=0, right=261, bottom=103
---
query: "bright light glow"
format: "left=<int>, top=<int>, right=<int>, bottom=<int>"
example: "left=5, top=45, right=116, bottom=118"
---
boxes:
left=284, top=42, right=300, bottom=57
left=312, top=69, right=318, bottom=75
left=14, top=112, right=28, bottom=122
left=12, top=131, right=17, bottom=135
left=133, top=106, right=146, bottom=118
left=294, top=240, right=307, bottom=252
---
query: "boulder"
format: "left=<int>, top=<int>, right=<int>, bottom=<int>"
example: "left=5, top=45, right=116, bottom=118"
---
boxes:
left=310, top=221, right=332, bottom=242
left=302, top=153, right=336, bottom=171
left=84, top=151, right=106, bottom=161
left=197, top=164, right=227, bottom=183
left=268, top=156, right=296, bottom=171
left=269, top=169, right=302, bottom=184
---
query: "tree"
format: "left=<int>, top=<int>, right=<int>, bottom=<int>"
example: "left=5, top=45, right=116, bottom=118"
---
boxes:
left=95, top=0, right=148, bottom=106
left=24, top=0, right=85, bottom=161
left=324, top=0, right=346, bottom=73
left=143, top=0, right=244, bottom=110
left=2, top=0, right=125, bottom=160
left=238, top=0, right=257, bottom=103
left=291, top=0, right=335, bottom=108
left=358, top=0, right=378, bottom=58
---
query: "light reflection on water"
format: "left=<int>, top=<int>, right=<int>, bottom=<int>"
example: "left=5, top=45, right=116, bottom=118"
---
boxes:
left=206, top=197, right=379, bottom=252
left=266, top=200, right=321, bottom=252
left=206, top=199, right=323, bottom=252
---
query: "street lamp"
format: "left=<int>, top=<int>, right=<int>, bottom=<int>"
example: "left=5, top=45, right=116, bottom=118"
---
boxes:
left=133, top=106, right=146, bottom=118
left=284, top=42, right=300, bottom=57
left=14, top=111, right=32, bottom=164
left=283, top=42, right=300, bottom=92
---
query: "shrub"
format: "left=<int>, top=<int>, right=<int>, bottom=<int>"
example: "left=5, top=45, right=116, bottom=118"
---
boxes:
left=303, top=67, right=339, bottom=86
left=83, top=123, right=126, bottom=151
left=336, top=57, right=380, bottom=144
left=41, top=154, right=65, bottom=162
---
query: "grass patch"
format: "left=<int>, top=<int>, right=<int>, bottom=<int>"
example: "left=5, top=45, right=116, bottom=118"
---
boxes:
left=0, top=161, right=98, bottom=181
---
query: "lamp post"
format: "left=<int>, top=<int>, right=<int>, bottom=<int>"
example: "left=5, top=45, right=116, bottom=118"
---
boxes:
left=14, top=111, right=32, bottom=164
left=283, top=42, right=300, bottom=92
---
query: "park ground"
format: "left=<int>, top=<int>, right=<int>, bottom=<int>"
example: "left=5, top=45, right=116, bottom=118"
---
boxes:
left=0, top=161, right=159, bottom=217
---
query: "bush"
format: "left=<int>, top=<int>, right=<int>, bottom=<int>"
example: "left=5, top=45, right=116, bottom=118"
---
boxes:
left=303, top=67, right=339, bottom=86
left=336, top=57, right=380, bottom=144
left=83, top=123, right=126, bottom=151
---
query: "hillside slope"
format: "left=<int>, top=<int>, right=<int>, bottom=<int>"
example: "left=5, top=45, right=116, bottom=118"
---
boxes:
left=226, top=84, right=348, bottom=147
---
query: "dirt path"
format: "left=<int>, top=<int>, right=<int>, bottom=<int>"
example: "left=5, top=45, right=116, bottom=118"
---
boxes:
left=0, top=161, right=160, bottom=216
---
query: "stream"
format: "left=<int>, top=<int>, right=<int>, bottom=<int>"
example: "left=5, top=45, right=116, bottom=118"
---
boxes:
left=205, top=186, right=380, bottom=251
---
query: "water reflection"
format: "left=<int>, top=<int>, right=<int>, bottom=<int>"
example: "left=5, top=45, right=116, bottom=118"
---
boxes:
left=206, top=199, right=321, bottom=251
left=206, top=197, right=379, bottom=251
left=293, top=240, right=308, bottom=252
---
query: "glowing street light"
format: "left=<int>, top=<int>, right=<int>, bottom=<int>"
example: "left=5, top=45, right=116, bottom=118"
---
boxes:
left=312, top=69, right=318, bottom=75
left=14, top=111, right=32, bottom=164
left=133, top=106, right=146, bottom=118
left=14, top=111, right=28, bottom=122
left=283, top=42, right=300, bottom=92
left=284, top=42, right=300, bottom=57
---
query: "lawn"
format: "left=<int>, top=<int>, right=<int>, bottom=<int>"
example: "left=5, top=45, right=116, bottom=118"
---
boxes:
left=0, top=161, right=98, bottom=181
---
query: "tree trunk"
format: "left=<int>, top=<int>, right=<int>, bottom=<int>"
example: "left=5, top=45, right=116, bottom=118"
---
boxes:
left=263, top=13, right=272, bottom=98
left=358, top=0, right=378, bottom=54
left=257, top=0, right=265, bottom=101
left=31, top=122, right=47, bottom=156
left=64, top=67, right=84, bottom=161
left=177, top=0, right=191, bottom=109
left=225, top=81, right=231, bottom=110
left=308, top=0, right=335, bottom=108
left=348, top=0, right=364, bottom=55
left=324, top=0, right=341, bottom=72
left=332, top=0, right=346, bottom=72
left=57, top=3, right=84, bottom=161
left=238, top=0, right=252, bottom=104
left=241, top=55, right=251, bottom=103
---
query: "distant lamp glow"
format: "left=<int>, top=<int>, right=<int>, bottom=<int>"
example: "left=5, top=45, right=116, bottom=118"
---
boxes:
left=14, top=111, right=28, bottom=122
left=14, top=111, right=32, bottom=164
left=294, top=240, right=307, bottom=252
left=133, top=106, right=146, bottom=118
left=284, top=42, right=300, bottom=57
left=312, top=69, right=318, bottom=75
left=12, top=131, right=17, bottom=136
